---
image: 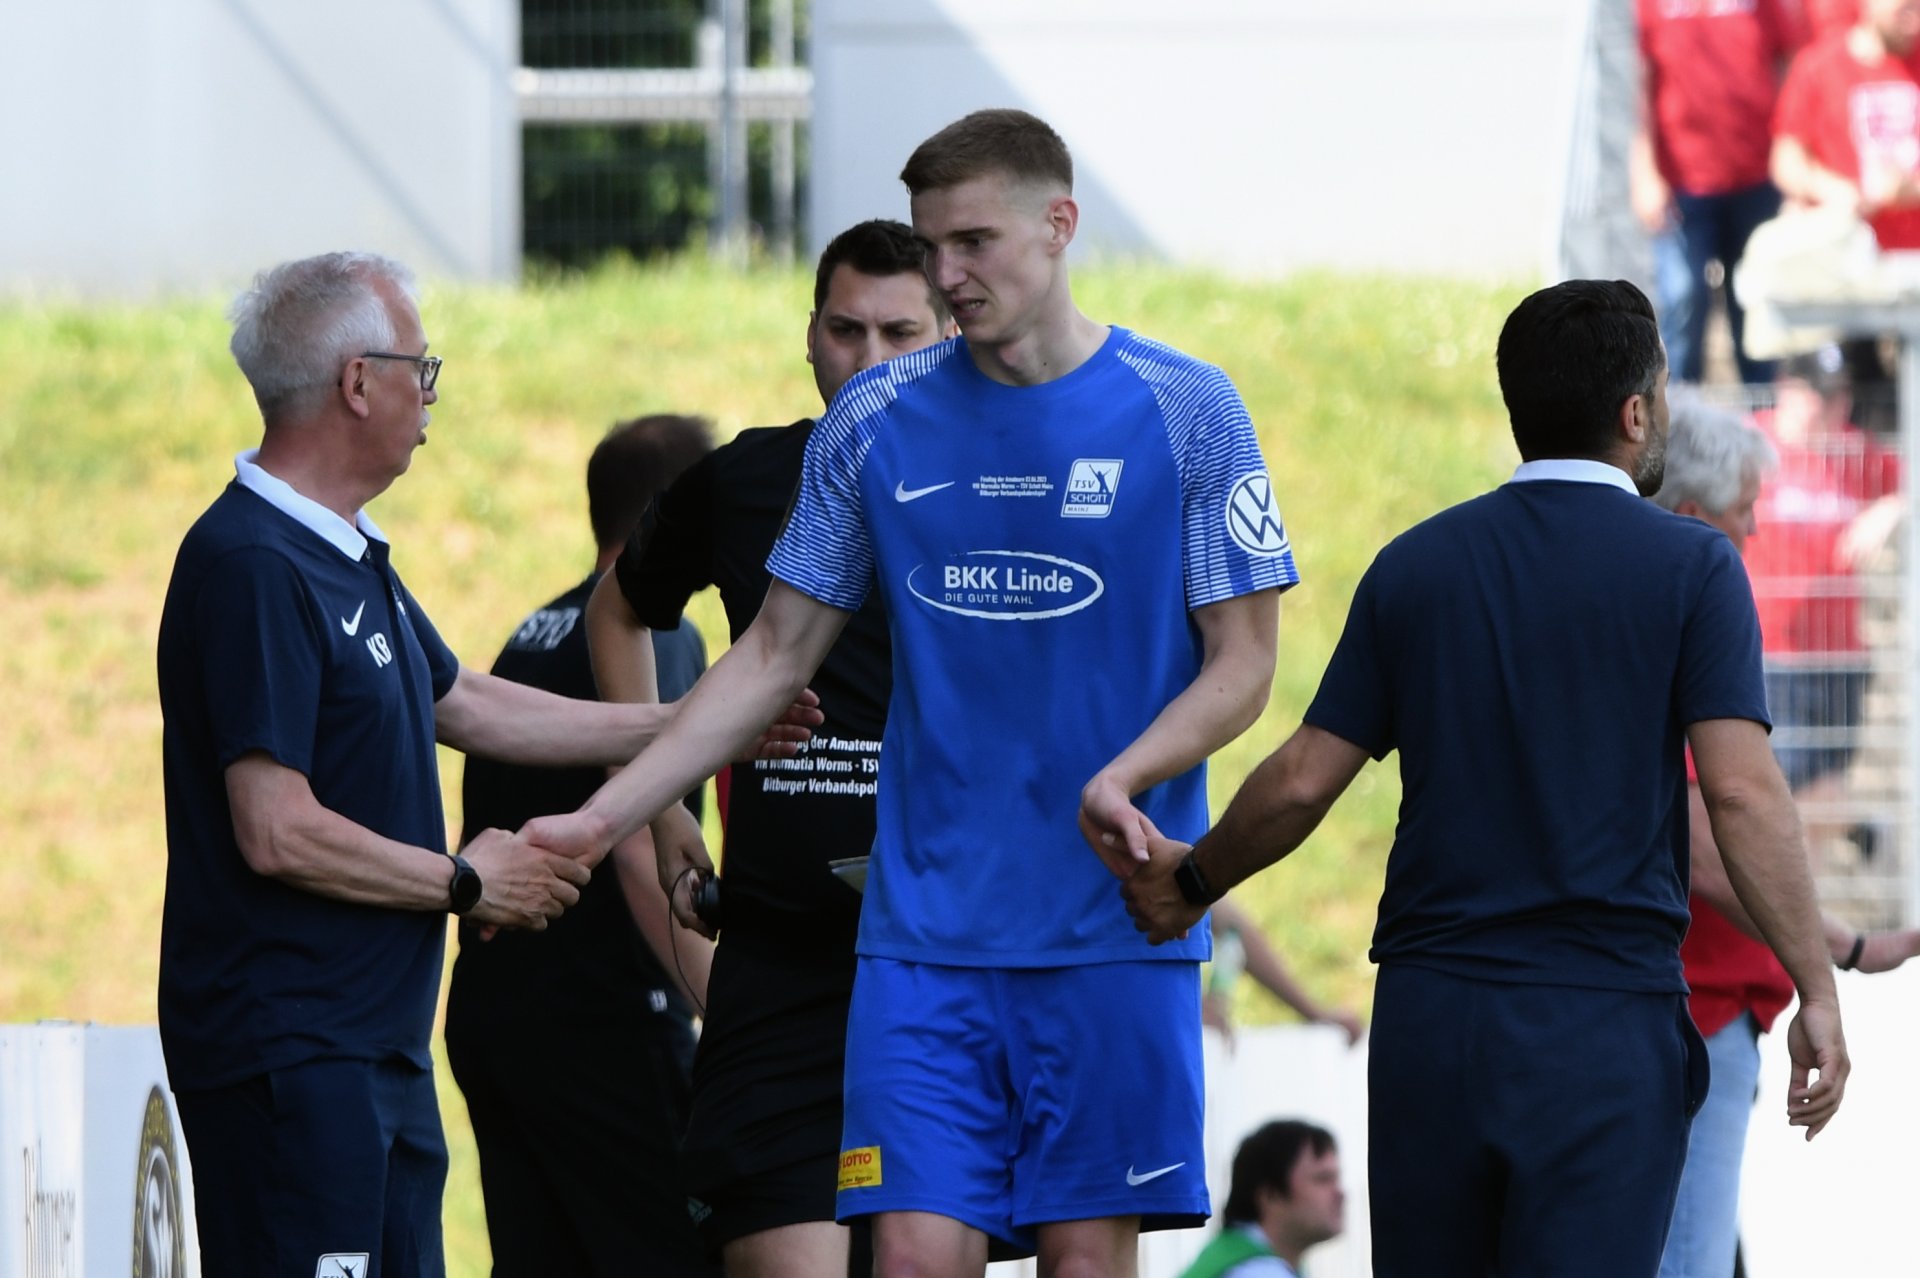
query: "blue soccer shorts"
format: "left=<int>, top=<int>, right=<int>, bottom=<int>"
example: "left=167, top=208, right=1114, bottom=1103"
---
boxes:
left=835, top=956, right=1208, bottom=1250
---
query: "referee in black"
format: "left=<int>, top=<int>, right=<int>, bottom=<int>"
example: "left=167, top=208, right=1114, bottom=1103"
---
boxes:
left=444, top=414, right=716, bottom=1276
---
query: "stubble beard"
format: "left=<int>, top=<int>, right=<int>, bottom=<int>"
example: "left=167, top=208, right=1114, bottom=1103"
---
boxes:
left=1633, top=425, right=1667, bottom=498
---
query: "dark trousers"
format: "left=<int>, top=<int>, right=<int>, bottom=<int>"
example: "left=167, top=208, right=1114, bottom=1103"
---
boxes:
left=176, top=1058, right=447, bottom=1278
left=1368, top=964, right=1708, bottom=1278
left=1652, top=180, right=1782, bottom=385
left=447, top=1017, right=716, bottom=1278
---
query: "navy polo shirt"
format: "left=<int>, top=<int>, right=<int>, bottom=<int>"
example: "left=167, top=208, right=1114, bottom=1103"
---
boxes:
left=157, top=453, right=460, bottom=1090
left=1306, top=459, right=1769, bottom=992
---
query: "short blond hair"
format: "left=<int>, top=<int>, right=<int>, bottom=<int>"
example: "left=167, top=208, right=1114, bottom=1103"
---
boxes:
left=900, top=109, right=1072, bottom=196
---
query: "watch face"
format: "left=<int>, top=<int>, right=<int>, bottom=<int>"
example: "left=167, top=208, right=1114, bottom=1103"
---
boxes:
left=1174, top=855, right=1212, bottom=907
left=450, top=858, right=483, bottom=914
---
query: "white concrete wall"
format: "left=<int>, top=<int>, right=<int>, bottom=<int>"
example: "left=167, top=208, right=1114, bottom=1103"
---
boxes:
left=811, top=0, right=1586, bottom=279
left=2, top=2, right=1588, bottom=293
left=0, top=0, right=520, bottom=295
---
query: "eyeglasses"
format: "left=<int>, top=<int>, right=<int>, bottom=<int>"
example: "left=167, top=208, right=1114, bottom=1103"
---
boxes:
left=363, top=351, right=442, bottom=392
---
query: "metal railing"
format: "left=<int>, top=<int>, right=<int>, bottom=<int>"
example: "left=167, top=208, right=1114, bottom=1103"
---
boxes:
left=1699, top=376, right=1913, bottom=929
left=518, top=0, right=809, bottom=267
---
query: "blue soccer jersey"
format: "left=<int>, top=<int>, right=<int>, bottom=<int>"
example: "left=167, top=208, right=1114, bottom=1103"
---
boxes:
left=767, top=330, right=1297, bottom=966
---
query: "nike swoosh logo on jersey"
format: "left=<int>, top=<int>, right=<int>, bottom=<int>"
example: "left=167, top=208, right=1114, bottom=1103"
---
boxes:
left=1125, top=1162, right=1185, bottom=1186
left=895, top=480, right=955, bottom=503
left=341, top=601, right=365, bottom=636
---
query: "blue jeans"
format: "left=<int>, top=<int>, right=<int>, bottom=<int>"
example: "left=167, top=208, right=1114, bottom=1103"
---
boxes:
left=1652, top=182, right=1782, bottom=384
left=1658, top=1013, right=1763, bottom=1278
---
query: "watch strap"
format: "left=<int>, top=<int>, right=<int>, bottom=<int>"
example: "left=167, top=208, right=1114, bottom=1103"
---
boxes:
left=448, top=853, right=483, bottom=916
left=1174, top=851, right=1219, bottom=908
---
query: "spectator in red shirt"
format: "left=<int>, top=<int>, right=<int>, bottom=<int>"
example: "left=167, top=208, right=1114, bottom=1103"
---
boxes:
left=1746, top=350, right=1901, bottom=868
left=1809, top=0, right=1860, bottom=39
left=1651, top=393, right=1920, bottom=1278
left=1634, top=0, right=1807, bottom=384
left=1774, top=0, right=1920, bottom=247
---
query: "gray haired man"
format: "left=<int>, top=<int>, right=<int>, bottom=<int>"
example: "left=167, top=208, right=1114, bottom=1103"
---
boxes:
left=156, top=251, right=811, bottom=1277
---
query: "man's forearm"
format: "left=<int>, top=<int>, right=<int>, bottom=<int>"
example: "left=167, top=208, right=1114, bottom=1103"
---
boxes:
left=227, top=755, right=455, bottom=909
left=1191, top=724, right=1367, bottom=895
left=1709, top=784, right=1842, bottom=1006
left=612, top=826, right=712, bottom=1005
left=1096, top=662, right=1270, bottom=799
left=1689, top=785, right=1859, bottom=962
left=578, top=622, right=815, bottom=848
left=1096, top=591, right=1277, bottom=797
left=586, top=570, right=661, bottom=706
left=1773, top=135, right=1859, bottom=208
left=1224, top=897, right=1336, bottom=1021
left=437, top=667, right=670, bottom=766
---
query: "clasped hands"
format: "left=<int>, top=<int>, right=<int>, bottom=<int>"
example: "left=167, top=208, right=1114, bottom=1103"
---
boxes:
left=475, top=690, right=824, bottom=936
left=1077, top=773, right=1207, bottom=944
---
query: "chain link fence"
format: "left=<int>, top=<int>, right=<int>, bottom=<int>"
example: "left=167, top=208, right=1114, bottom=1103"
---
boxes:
left=1698, top=371, right=1911, bottom=929
left=519, top=0, right=808, bottom=268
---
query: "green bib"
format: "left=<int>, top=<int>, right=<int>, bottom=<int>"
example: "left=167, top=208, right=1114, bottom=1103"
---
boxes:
left=1177, top=1228, right=1277, bottom=1278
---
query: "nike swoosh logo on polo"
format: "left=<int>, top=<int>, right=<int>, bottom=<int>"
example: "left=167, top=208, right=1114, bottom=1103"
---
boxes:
left=1125, top=1162, right=1185, bottom=1186
left=895, top=480, right=955, bottom=503
left=341, top=601, right=365, bottom=636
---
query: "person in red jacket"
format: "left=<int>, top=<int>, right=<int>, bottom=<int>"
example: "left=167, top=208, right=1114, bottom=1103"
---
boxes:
left=1633, top=0, right=1806, bottom=383
left=1774, top=0, right=1920, bottom=247
left=1650, top=392, right=1920, bottom=1278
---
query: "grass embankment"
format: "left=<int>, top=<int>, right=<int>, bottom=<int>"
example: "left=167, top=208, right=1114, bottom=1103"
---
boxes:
left=0, top=258, right=1521, bottom=1274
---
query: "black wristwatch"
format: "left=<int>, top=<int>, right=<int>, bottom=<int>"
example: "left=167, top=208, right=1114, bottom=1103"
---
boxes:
left=1174, top=850, right=1220, bottom=908
left=447, top=854, right=483, bottom=916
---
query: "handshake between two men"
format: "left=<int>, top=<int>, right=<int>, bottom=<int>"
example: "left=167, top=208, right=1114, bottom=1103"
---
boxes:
left=455, top=690, right=825, bottom=934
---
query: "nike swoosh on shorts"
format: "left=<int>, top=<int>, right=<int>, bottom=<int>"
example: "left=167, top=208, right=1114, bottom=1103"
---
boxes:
left=1125, top=1162, right=1185, bottom=1186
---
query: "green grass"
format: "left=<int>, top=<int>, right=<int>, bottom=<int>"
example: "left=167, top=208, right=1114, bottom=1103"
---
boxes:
left=0, top=258, right=1525, bottom=1275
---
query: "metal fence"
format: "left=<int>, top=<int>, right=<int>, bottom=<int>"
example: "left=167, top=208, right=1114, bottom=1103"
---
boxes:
left=1699, top=372, right=1912, bottom=930
left=1556, top=0, right=1916, bottom=928
left=518, top=0, right=809, bottom=268
left=1554, top=0, right=1653, bottom=291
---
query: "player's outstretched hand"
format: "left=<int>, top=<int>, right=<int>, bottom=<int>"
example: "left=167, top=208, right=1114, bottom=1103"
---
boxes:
left=738, top=688, right=825, bottom=761
left=462, top=826, right=591, bottom=932
left=519, top=810, right=617, bottom=870
left=1785, top=998, right=1849, bottom=1140
left=1079, top=771, right=1156, bottom=879
left=1119, top=832, right=1203, bottom=945
left=652, top=802, right=718, bottom=938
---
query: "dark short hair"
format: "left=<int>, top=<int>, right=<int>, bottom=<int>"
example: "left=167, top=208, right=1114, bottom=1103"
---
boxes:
left=1222, top=1120, right=1336, bottom=1226
left=899, top=108, right=1073, bottom=196
left=586, top=414, right=714, bottom=550
left=1495, top=279, right=1664, bottom=461
left=812, top=219, right=948, bottom=321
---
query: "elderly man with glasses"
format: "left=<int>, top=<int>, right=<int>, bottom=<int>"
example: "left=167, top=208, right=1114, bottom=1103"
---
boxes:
left=154, top=251, right=813, bottom=1278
